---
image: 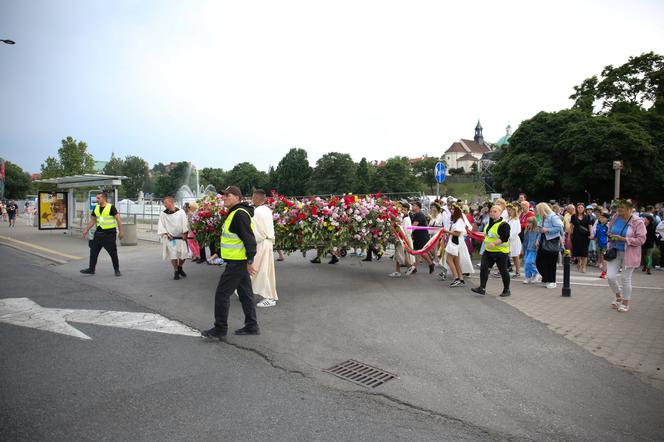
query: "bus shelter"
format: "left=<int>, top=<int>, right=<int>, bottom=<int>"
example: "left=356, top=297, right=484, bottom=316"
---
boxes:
left=34, top=174, right=127, bottom=230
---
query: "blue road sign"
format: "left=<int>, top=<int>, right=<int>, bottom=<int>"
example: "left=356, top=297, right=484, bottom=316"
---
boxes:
left=434, top=162, right=446, bottom=184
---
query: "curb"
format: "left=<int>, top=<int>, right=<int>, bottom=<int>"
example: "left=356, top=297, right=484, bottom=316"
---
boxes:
left=0, top=241, right=68, bottom=265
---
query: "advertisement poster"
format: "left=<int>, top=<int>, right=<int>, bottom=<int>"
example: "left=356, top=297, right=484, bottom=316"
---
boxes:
left=38, top=191, right=68, bottom=230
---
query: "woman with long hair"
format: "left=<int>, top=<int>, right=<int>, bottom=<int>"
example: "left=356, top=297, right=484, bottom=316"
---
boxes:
left=571, top=202, right=592, bottom=272
left=535, top=202, right=564, bottom=288
left=606, top=200, right=646, bottom=312
left=443, top=204, right=474, bottom=287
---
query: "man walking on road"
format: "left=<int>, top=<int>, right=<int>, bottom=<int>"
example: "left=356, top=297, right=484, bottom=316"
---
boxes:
left=157, top=196, right=190, bottom=280
left=251, top=189, right=279, bottom=307
left=6, top=200, right=18, bottom=227
left=81, top=191, right=123, bottom=276
left=202, top=186, right=259, bottom=341
left=471, top=205, right=511, bottom=297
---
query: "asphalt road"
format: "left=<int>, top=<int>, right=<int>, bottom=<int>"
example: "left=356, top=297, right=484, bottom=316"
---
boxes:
left=0, top=246, right=499, bottom=441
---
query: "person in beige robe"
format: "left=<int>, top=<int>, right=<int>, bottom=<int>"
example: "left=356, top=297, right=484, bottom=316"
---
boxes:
left=251, top=190, right=279, bottom=307
left=157, top=196, right=190, bottom=280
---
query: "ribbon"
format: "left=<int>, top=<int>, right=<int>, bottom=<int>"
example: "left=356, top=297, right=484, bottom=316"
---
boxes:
left=392, top=225, right=446, bottom=256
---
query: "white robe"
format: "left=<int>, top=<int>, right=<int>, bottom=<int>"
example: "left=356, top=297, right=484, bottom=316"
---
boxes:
left=251, top=205, right=279, bottom=300
left=157, top=208, right=189, bottom=260
left=508, top=218, right=522, bottom=257
left=443, top=218, right=475, bottom=274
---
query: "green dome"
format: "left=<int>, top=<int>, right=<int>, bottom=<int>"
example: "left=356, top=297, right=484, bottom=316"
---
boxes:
left=495, top=124, right=512, bottom=147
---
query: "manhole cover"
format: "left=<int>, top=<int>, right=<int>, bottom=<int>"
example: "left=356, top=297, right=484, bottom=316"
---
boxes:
left=324, top=359, right=398, bottom=388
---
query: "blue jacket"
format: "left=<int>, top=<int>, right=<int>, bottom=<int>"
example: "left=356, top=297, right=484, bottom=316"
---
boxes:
left=595, top=223, right=608, bottom=249
left=523, top=230, right=540, bottom=252
left=541, top=213, right=564, bottom=240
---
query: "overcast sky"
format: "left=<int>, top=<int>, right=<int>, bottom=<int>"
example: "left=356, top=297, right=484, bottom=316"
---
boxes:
left=1, top=0, right=663, bottom=174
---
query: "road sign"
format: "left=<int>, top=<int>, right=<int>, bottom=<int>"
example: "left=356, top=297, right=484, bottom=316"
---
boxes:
left=0, top=298, right=201, bottom=340
left=434, top=162, right=446, bottom=184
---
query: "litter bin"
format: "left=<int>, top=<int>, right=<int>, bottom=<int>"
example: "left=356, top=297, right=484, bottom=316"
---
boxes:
left=121, top=216, right=138, bottom=246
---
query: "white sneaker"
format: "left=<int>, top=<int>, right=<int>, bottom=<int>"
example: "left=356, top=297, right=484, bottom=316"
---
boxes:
left=546, top=282, right=557, bottom=289
left=405, top=266, right=416, bottom=275
left=534, top=274, right=542, bottom=283
left=523, top=277, right=531, bottom=284
left=388, top=272, right=402, bottom=277
left=256, top=299, right=276, bottom=307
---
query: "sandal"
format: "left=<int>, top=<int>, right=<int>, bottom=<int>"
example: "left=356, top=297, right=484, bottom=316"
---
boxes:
left=611, top=297, right=623, bottom=309
left=617, top=304, right=630, bottom=312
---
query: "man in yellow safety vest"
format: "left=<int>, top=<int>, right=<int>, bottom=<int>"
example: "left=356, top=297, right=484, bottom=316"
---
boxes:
left=202, top=186, right=259, bottom=341
left=471, top=205, right=511, bottom=297
left=81, top=191, right=123, bottom=276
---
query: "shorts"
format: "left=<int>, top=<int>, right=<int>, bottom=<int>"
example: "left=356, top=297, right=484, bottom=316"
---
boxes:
left=598, top=247, right=607, bottom=255
left=413, top=236, right=428, bottom=250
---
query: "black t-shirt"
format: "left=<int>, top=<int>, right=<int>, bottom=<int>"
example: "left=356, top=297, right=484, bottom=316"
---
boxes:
left=411, top=211, right=429, bottom=241
left=91, top=204, right=118, bottom=233
left=6, top=203, right=18, bottom=215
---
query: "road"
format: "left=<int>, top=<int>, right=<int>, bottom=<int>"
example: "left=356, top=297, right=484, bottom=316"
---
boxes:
left=0, top=246, right=499, bottom=441
left=2, top=242, right=664, bottom=441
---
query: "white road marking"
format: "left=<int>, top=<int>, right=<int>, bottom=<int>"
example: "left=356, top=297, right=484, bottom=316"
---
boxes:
left=0, top=298, right=201, bottom=340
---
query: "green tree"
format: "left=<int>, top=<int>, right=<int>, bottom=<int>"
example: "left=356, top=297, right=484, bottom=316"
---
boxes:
left=373, top=157, right=422, bottom=193
left=153, top=161, right=191, bottom=197
left=569, top=76, right=598, bottom=113
left=275, top=148, right=312, bottom=196
left=226, top=162, right=268, bottom=196
left=122, top=156, right=150, bottom=198
left=353, top=157, right=371, bottom=194
left=3, top=161, right=32, bottom=199
left=200, top=167, right=228, bottom=193
left=266, top=166, right=278, bottom=192
left=103, top=153, right=125, bottom=176
left=40, top=136, right=95, bottom=178
left=311, top=152, right=356, bottom=194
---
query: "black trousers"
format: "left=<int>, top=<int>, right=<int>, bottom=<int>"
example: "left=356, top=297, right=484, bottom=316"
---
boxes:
left=479, top=251, right=510, bottom=292
left=536, top=250, right=558, bottom=283
left=214, top=260, right=258, bottom=334
left=89, top=230, right=119, bottom=271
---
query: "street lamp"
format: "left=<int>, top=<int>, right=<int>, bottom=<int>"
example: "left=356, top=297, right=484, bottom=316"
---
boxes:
left=1, top=39, right=16, bottom=45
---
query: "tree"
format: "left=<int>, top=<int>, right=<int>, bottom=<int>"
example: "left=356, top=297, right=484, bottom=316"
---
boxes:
left=3, top=161, right=32, bottom=199
left=412, top=156, right=442, bottom=194
left=311, top=152, right=356, bottom=194
left=353, top=157, right=371, bottom=194
left=103, top=153, right=124, bottom=176
left=492, top=110, right=664, bottom=203
left=373, top=157, right=422, bottom=193
left=275, top=148, right=312, bottom=196
left=226, top=162, right=268, bottom=196
left=153, top=161, right=191, bottom=198
left=570, top=52, right=664, bottom=114
left=40, top=136, right=95, bottom=179
left=200, top=167, right=228, bottom=193
left=122, top=156, right=150, bottom=198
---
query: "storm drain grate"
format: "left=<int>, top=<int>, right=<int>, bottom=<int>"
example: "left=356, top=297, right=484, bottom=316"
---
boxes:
left=323, top=359, right=398, bottom=388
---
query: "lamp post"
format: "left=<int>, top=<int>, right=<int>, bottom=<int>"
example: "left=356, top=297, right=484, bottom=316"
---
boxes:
left=613, top=160, right=623, bottom=200
left=1, top=39, right=16, bottom=45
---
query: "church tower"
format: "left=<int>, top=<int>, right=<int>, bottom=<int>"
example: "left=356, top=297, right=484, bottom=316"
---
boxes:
left=474, top=119, right=484, bottom=144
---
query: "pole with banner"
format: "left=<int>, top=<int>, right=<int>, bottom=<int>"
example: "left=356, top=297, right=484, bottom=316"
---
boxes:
left=434, top=162, right=446, bottom=197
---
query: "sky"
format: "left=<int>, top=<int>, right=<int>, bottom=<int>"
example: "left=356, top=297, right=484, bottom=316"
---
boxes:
left=1, top=0, right=664, bottom=174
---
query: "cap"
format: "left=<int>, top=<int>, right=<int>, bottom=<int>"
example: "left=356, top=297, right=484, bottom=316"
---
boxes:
left=586, top=205, right=593, bottom=209
left=222, top=186, right=242, bottom=198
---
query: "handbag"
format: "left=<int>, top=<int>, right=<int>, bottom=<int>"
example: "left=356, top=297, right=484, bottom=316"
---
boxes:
left=540, top=233, right=561, bottom=253
left=604, top=221, right=628, bottom=261
left=445, top=238, right=459, bottom=256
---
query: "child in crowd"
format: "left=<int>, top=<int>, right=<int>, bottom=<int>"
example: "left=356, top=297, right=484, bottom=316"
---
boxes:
left=522, top=216, right=541, bottom=284
left=591, top=212, right=609, bottom=278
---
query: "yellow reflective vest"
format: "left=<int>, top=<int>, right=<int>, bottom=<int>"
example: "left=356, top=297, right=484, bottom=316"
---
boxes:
left=220, top=208, right=254, bottom=260
left=483, top=219, right=509, bottom=254
left=94, top=204, right=117, bottom=230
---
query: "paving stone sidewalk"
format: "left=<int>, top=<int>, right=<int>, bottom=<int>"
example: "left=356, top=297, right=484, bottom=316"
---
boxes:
left=493, top=267, right=664, bottom=390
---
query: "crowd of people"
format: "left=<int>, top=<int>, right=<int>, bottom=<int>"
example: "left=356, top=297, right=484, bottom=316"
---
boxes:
left=45, top=187, right=661, bottom=341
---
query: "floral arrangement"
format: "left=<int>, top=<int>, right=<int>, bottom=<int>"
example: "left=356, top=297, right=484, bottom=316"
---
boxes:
left=190, top=194, right=229, bottom=247
left=191, top=191, right=402, bottom=254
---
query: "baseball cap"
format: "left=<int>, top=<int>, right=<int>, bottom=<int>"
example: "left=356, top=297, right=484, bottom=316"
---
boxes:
left=222, top=186, right=243, bottom=198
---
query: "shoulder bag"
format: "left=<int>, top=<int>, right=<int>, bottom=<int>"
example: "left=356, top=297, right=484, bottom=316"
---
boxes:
left=604, top=222, right=628, bottom=261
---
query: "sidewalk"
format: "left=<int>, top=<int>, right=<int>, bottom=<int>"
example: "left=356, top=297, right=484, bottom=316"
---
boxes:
left=497, top=266, right=664, bottom=390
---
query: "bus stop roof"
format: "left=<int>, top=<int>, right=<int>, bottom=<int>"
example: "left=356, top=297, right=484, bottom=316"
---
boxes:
left=35, top=174, right=127, bottom=189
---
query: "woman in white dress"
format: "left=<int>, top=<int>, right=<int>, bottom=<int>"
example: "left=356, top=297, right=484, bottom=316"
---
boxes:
left=389, top=203, right=414, bottom=277
left=507, top=204, right=522, bottom=277
left=443, top=204, right=474, bottom=287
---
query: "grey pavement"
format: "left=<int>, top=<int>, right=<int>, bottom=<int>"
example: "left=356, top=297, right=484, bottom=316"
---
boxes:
left=0, top=247, right=492, bottom=441
left=2, top=223, right=664, bottom=440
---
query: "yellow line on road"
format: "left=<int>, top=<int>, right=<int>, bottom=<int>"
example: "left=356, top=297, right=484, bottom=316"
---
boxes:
left=0, top=235, right=82, bottom=260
